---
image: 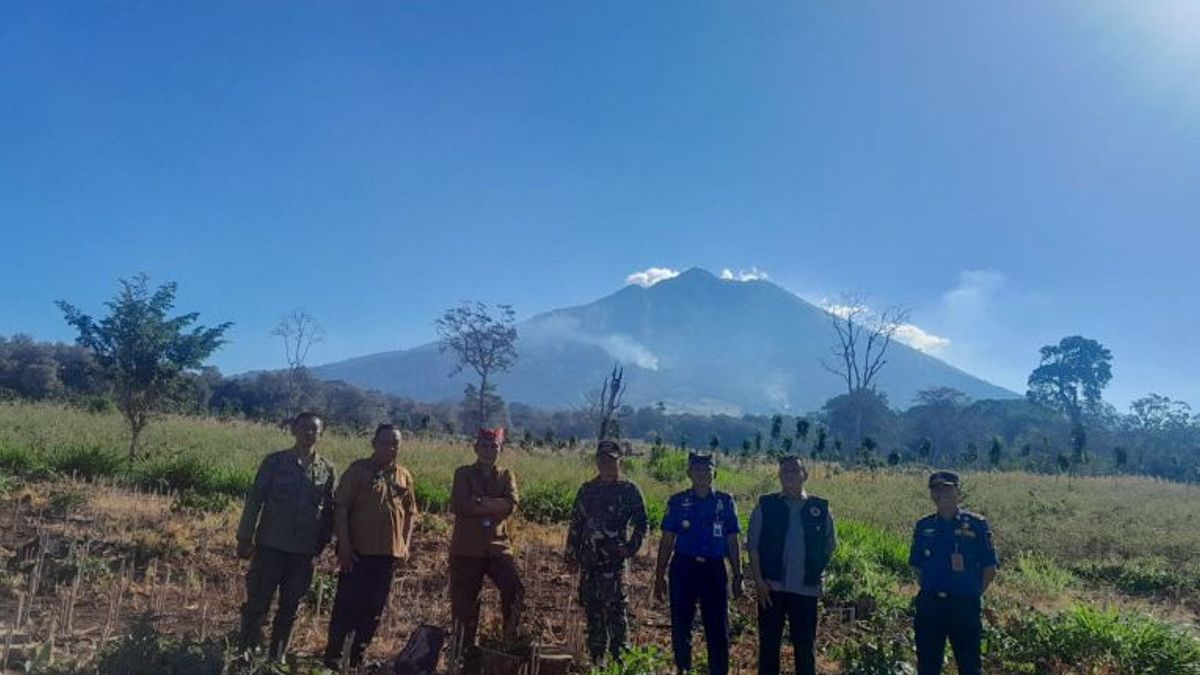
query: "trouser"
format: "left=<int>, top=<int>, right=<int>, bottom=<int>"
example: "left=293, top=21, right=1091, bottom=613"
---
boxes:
left=914, top=592, right=982, bottom=675
left=668, top=557, right=729, bottom=675
left=579, top=565, right=629, bottom=662
left=323, top=555, right=398, bottom=667
left=238, top=545, right=315, bottom=657
left=758, top=591, right=819, bottom=675
left=448, top=554, right=525, bottom=650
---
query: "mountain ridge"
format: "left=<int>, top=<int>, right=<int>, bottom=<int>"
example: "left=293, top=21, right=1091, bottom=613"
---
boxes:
left=312, top=268, right=1017, bottom=413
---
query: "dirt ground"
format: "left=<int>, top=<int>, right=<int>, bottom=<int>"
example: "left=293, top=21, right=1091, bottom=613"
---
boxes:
left=0, top=479, right=851, bottom=673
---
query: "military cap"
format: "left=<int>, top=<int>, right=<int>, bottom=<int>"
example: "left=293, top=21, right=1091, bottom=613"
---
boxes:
left=927, top=470, right=960, bottom=488
left=596, top=439, right=622, bottom=458
left=688, top=452, right=715, bottom=468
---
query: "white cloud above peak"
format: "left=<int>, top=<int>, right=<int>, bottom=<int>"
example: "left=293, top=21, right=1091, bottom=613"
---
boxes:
left=626, top=267, right=680, bottom=287
left=720, top=266, right=770, bottom=282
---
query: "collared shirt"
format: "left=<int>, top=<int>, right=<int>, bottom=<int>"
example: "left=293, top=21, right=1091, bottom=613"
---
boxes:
left=908, top=509, right=999, bottom=597
left=237, top=449, right=336, bottom=556
left=662, top=489, right=740, bottom=560
left=449, top=463, right=520, bottom=557
left=565, top=478, right=649, bottom=569
left=747, top=493, right=835, bottom=597
left=335, top=459, right=418, bottom=559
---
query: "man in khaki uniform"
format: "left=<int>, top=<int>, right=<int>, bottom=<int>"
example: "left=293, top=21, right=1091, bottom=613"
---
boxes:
left=448, top=427, right=524, bottom=654
left=322, top=424, right=418, bottom=669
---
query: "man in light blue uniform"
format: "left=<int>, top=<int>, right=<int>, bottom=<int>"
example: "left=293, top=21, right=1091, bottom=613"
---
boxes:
left=653, top=453, right=743, bottom=675
left=909, top=471, right=998, bottom=675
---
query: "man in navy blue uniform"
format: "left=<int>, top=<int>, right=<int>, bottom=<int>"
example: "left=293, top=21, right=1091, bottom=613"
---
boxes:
left=908, top=471, right=999, bottom=675
left=653, top=453, right=743, bottom=675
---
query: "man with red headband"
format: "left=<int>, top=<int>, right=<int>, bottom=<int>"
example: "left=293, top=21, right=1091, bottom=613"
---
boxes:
left=448, top=427, right=524, bottom=659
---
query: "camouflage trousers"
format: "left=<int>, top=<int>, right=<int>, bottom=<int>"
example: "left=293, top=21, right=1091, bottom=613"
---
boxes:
left=579, top=566, right=629, bottom=663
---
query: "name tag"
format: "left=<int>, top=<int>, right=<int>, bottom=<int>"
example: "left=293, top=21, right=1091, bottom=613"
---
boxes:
left=951, top=553, right=965, bottom=572
left=713, top=522, right=723, bottom=538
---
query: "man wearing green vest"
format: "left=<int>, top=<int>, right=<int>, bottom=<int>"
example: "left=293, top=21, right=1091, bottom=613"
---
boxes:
left=747, top=456, right=837, bottom=675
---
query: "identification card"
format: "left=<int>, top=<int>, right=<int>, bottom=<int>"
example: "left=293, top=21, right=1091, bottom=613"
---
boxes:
left=950, top=552, right=965, bottom=572
left=713, top=522, right=723, bottom=538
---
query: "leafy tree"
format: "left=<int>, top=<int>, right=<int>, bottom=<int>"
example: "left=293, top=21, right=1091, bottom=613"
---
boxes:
left=436, top=301, right=518, bottom=431
left=57, top=274, right=231, bottom=461
left=1027, top=336, right=1113, bottom=456
left=823, top=389, right=896, bottom=448
left=988, top=436, right=1004, bottom=469
left=887, top=450, right=901, bottom=467
left=709, top=434, right=720, bottom=450
left=769, top=414, right=784, bottom=449
left=963, top=442, right=979, bottom=465
left=1113, top=446, right=1128, bottom=471
left=812, top=427, right=828, bottom=460
left=917, top=437, right=933, bottom=464
left=796, top=418, right=811, bottom=444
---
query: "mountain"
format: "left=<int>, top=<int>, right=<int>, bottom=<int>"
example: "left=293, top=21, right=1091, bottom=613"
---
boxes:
left=312, top=268, right=1017, bottom=414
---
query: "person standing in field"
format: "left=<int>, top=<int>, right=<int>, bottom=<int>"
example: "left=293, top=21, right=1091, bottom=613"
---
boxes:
left=321, top=424, right=419, bottom=669
left=654, top=453, right=743, bottom=675
left=235, top=411, right=336, bottom=659
left=448, top=427, right=525, bottom=657
left=564, top=439, right=649, bottom=665
left=909, top=471, right=998, bottom=675
left=747, top=456, right=837, bottom=675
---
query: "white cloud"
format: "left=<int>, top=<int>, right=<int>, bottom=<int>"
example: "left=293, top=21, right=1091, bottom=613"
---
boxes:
left=719, top=266, right=770, bottom=282
left=626, top=267, right=680, bottom=287
left=895, top=323, right=952, bottom=354
left=942, top=270, right=1005, bottom=319
left=817, top=299, right=950, bottom=354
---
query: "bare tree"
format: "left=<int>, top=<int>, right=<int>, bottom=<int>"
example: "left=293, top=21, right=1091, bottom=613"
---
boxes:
left=271, top=309, right=324, bottom=418
left=436, top=302, right=518, bottom=431
left=822, top=294, right=910, bottom=395
left=583, top=364, right=627, bottom=442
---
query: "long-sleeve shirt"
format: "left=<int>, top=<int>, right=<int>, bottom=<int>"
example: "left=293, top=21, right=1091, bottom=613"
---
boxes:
left=747, top=494, right=837, bottom=597
left=236, top=449, right=336, bottom=556
left=449, top=463, right=520, bottom=557
left=565, top=478, right=649, bottom=569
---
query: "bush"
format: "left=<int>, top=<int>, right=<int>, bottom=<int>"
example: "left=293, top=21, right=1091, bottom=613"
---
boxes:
left=520, top=481, right=576, bottom=523
left=990, top=604, right=1200, bottom=674
left=131, top=456, right=252, bottom=498
left=590, top=645, right=672, bottom=675
left=647, top=446, right=687, bottom=484
left=1070, top=559, right=1194, bottom=597
left=171, top=490, right=233, bottom=515
left=51, top=445, right=123, bottom=479
left=94, top=613, right=226, bottom=675
left=414, top=478, right=451, bottom=513
left=0, top=444, right=41, bottom=475
left=830, top=630, right=915, bottom=675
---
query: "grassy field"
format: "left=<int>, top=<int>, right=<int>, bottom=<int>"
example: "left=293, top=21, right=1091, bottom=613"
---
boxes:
left=2, top=402, right=1200, bottom=673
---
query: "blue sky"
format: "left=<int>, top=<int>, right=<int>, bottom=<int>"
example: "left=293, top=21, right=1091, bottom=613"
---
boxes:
left=2, top=2, right=1198, bottom=409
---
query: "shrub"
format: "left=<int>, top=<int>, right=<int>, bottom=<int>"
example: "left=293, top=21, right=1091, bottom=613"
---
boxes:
left=590, top=645, right=672, bottom=675
left=647, top=446, right=687, bottom=484
left=171, top=490, right=233, bottom=515
left=414, top=478, right=451, bottom=513
left=0, top=444, right=41, bottom=475
left=520, top=481, right=576, bottom=523
left=831, top=630, right=915, bottom=675
left=94, top=613, right=226, bottom=675
left=990, top=604, right=1200, bottom=674
left=50, top=445, right=123, bottom=480
left=1070, top=559, right=1193, bottom=597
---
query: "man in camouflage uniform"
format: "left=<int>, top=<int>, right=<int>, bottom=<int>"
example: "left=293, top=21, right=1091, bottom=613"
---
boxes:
left=235, top=411, right=336, bottom=659
left=565, top=439, right=649, bottom=665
